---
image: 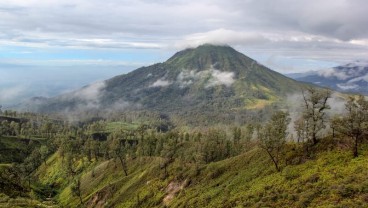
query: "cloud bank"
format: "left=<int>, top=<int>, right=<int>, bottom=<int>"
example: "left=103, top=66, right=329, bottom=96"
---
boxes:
left=0, top=0, right=367, bottom=54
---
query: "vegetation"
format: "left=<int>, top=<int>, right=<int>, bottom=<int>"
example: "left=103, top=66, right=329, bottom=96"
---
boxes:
left=1, top=88, right=368, bottom=207
left=259, top=111, right=290, bottom=172
left=332, top=95, right=368, bottom=157
left=1, top=46, right=368, bottom=207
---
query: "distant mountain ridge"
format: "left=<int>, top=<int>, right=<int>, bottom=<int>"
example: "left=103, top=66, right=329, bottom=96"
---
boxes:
left=27, top=44, right=310, bottom=121
left=287, top=61, right=368, bottom=95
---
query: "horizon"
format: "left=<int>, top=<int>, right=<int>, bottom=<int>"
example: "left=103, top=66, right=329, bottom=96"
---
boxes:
left=1, top=0, right=368, bottom=105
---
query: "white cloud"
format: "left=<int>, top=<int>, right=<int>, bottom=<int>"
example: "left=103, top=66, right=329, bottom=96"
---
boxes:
left=150, top=78, right=172, bottom=87
left=0, top=0, right=367, bottom=51
left=71, top=81, right=106, bottom=100
left=318, top=61, right=368, bottom=82
left=176, top=70, right=198, bottom=88
left=175, top=29, right=268, bottom=49
left=318, top=68, right=351, bottom=80
left=176, top=67, right=235, bottom=88
left=206, top=69, right=235, bottom=87
left=347, top=74, right=368, bottom=83
left=337, top=83, right=359, bottom=90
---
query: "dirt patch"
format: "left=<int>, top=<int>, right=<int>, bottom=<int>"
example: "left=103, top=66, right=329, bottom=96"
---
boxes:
left=163, top=179, right=188, bottom=206
left=86, top=185, right=116, bottom=208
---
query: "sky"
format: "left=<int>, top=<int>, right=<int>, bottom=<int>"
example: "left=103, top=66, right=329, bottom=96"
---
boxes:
left=1, top=0, right=368, bottom=105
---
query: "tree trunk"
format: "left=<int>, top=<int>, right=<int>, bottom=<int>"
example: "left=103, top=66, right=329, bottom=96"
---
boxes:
left=312, top=132, right=318, bottom=145
left=353, top=136, right=358, bottom=158
left=119, top=156, right=128, bottom=176
left=265, top=149, right=280, bottom=172
left=79, top=194, right=83, bottom=205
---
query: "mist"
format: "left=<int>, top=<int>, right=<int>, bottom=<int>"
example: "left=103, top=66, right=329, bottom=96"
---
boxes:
left=286, top=91, right=347, bottom=140
left=0, top=65, right=131, bottom=106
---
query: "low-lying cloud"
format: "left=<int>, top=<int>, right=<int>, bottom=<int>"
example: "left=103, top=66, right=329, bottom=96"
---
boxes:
left=176, top=67, right=235, bottom=88
left=73, top=81, right=106, bottom=101
left=285, top=91, right=347, bottom=140
left=0, top=85, right=26, bottom=105
left=57, top=81, right=106, bottom=112
left=150, top=78, right=172, bottom=88
left=318, top=61, right=368, bottom=81
left=206, top=69, right=235, bottom=87
left=149, top=66, right=236, bottom=89
left=336, top=83, right=359, bottom=90
left=319, top=68, right=351, bottom=80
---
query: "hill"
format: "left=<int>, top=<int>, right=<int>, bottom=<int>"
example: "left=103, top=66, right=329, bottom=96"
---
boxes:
left=33, top=44, right=309, bottom=123
left=1, top=93, right=368, bottom=207
left=3, top=143, right=368, bottom=208
left=288, top=61, right=368, bottom=95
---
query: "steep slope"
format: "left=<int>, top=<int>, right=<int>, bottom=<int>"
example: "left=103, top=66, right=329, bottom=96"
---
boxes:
left=28, top=147, right=368, bottom=208
left=289, top=61, right=368, bottom=95
left=36, top=44, right=308, bottom=116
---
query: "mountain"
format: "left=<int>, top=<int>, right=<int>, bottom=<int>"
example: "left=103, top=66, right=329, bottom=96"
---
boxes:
left=287, top=61, right=368, bottom=95
left=32, top=44, right=309, bottom=120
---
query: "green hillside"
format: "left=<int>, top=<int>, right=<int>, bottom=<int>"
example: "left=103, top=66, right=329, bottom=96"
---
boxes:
left=3, top=143, right=368, bottom=208
left=0, top=136, right=43, bottom=163
left=103, top=45, right=307, bottom=111
left=2, top=92, right=368, bottom=207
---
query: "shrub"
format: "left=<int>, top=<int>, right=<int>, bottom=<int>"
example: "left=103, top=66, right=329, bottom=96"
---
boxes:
left=336, top=185, right=358, bottom=198
left=283, top=166, right=300, bottom=180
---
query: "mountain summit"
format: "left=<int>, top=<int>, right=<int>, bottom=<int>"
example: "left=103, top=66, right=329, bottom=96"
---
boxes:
left=35, top=44, right=307, bottom=121
left=166, top=44, right=254, bottom=71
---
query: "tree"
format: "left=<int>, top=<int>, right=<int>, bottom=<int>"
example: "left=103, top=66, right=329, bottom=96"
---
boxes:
left=109, top=135, right=128, bottom=176
left=294, top=117, right=307, bottom=143
left=301, top=87, right=331, bottom=145
left=233, top=127, right=242, bottom=145
left=17, top=148, right=43, bottom=188
left=244, top=123, right=254, bottom=141
left=259, top=111, right=290, bottom=172
left=39, top=145, right=49, bottom=165
left=71, top=177, right=83, bottom=205
left=232, top=127, right=242, bottom=155
left=9, top=121, right=20, bottom=136
left=332, top=95, right=368, bottom=157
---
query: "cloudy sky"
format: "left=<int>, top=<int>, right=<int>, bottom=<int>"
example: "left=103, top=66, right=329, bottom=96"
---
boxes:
left=1, top=0, right=368, bottom=105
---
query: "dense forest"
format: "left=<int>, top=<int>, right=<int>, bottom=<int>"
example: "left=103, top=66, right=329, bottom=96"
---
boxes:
left=1, top=88, right=368, bottom=207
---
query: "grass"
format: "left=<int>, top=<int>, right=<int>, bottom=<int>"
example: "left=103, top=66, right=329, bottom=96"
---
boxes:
left=246, top=99, right=274, bottom=109
left=7, top=142, right=368, bottom=207
left=0, top=164, right=11, bottom=172
left=0, top=136, right=43, bottom=163
left=106, top=121, right=141, bottom=132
